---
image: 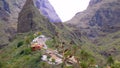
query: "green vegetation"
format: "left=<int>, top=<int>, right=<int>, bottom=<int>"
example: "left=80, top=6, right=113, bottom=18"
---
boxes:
left=0, top=30, right=120, bottom=68
left=107, top=56, right=114, bottom=66
left=111, top=61, right=120, bottom=68
left=0, top=61, right=3, bottom=68
left=17, top=41, right=24, bottom=48
left=80, top=62, right=88, bottom=68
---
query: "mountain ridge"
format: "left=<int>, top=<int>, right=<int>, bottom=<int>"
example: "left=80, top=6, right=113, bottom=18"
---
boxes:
left=66, top=0, right=120, bottom=38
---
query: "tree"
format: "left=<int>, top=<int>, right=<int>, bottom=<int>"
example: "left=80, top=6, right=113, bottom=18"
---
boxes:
left=107, top=56, right=114, bottom=66
left=17, top=41, right=24, bottom=48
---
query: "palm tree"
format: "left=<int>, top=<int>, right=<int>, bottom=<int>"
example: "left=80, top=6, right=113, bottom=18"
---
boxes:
left=107, top=56, right=114, bottom=66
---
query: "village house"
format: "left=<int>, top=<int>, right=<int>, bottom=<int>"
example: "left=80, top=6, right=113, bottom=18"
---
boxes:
left=31, top=35, right=48, bottom=51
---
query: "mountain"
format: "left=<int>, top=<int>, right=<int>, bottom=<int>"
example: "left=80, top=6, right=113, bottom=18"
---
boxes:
left=17, top=0, right=56, bottom=35
left=0, top=0, right=120, bottom=68
left=66, top=0, right=120, bottom=38
left=65, top=0, right=120, bottom=65
left=0, top=0, right=61, bottom=24
left=0, top=0, right=61, bottom=47
left=0, top=0, right=26, bottom=27
left=0, top=0, right=26, bottom=48
left=34, top=0, right=61, bottom=23
left=17, top=0, right=76, bottom=43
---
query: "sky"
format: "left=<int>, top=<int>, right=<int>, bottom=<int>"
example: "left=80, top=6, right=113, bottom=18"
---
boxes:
left=49, top=0, right=90, bottom=22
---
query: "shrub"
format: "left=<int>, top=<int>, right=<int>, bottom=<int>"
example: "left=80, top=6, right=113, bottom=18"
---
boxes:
left=20, top=48, right=32, bottom=55
left=24, top=35, right=34, bottom=45
left=107, top=56, right=114, bottom=66
left=25, top=37, right=30, bottom=45
left=0, top=61, right=3, bottom=68
left=111, top=62, right=120, bottom=68
left=80, top=62, right=88, bottom=68
left=17, top=41, right=24, bottom=48
left=24, top=48, right=32, bottom=55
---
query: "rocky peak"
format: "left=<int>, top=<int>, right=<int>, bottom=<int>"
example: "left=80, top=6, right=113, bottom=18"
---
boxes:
left=0, top=0, right=61, bottom=23
left=17, top=0, right=56, bottom=34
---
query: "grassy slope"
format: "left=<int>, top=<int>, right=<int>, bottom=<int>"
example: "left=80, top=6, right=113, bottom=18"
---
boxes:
left=80, top=31, right=120, bottom=65
left=0, top=21, right=120, bottom=68
left=0, top=33, right=51, bottom=68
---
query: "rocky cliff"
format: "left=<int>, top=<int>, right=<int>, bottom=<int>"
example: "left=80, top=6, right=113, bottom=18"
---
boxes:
left=0, top=0, right=61, bottom=24
left=66, top=0, right=120, bottom=38
left=0, top=0, right=61, bottom=47
left=34, top=0, right=61, bottom=23
left=0, top=0, right=26, bottom=48
left=0, top=0, right=26, bottom=24
left=17, top=0, right=56, bottom=35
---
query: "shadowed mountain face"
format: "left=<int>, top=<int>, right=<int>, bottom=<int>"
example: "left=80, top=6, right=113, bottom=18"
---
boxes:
left=17, top=0, right=56, bottom=35
left=0, top=0, right=61, bottom=24
left=0, top=0, right=26, bottom=24
left=66, top=0, right=120, bottom=38
left=0, top=0, right=26, bottom=47
left=0, top=0, right=61, bottom=47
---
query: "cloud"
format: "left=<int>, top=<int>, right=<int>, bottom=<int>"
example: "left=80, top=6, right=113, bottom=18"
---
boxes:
left=49, top=0, right=90, bottom=22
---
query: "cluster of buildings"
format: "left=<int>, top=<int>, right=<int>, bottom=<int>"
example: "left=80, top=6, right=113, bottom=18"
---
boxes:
left=31, top=35, right=48, bottom=51
left=30, top=34, right=78, bottom=65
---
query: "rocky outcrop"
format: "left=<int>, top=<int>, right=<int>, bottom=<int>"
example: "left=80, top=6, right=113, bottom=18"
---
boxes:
left=17, top=0, right=56, bottom=35
left=34, top=0, right=61, bottom=23
left=0, top=0, right=26, bottom=23
left=66, top=0, right=120, bottom=38
left=0, top=0, right=26, bottom=47
left=0, top=0, right=61, bottom=26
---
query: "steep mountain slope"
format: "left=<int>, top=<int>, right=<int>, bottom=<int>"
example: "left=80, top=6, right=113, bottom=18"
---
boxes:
left=0, top=0, right=26, bottom=48
left=17, top=0, right=55, bottom=34
left=0, top=0, right=26, bottom=27
left=0, top=0, right=80, bottom=67
left=65, top=0, right=120, bottom=65
left=34, top=0, right=61, bottom=23
left=0, top=0, right=61, bottom=25
left=0, top=21, right=9, bottom=48
left=0, top=0, right=61, bottom=47
left=17, top=0, right=78, bottom=44
left=66, top=0, right=120, bottom=38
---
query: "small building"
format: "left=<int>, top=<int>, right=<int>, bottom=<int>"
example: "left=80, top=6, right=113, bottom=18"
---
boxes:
left=41, top=55, right=48, bottom=61
left=31, top=43, right=43, bottom=51
left=31, top=35, right=48, bottom=51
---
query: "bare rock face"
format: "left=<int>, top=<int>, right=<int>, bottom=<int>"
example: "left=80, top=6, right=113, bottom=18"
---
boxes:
left=89, top=0, right=102, bottom=6
left=0, top=0, right=26, bottom=47
left=66, top=0, right=120, bottom=38
left=0, top=0, right=26, bottom=23
left=0, top=0, right=61, bottom=47
left=17, top=0, right=56, bottom=35
left=0, top=0, right=61, bottom=26
left=34, top=0, right=61, bottom=23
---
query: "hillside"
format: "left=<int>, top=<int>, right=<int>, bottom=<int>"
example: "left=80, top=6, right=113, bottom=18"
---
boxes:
left=0, top=0, right=120, bottom=68
left=66, top=0, right=120, bottom=38
left=0, top=0, right=61, bottom=47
